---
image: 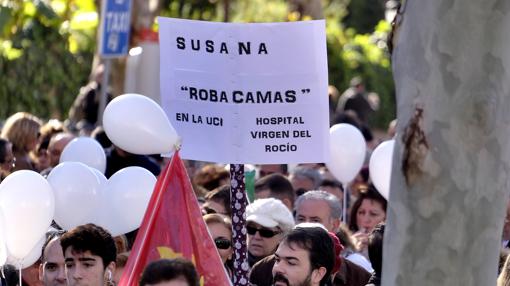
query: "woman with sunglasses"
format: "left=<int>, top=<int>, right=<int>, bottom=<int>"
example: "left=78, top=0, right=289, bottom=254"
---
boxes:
left=245, top=198, right=295, bottom=267
left=203, top=213, right=234, bottom=280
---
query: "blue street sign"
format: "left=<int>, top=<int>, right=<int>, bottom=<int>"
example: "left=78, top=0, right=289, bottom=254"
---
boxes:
left=99, top=0, right=133, bottom=57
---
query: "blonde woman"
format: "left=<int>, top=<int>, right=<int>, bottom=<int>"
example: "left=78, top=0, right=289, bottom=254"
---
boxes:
left=1, top=112, right=42, bottom=171
left=203, top=213, right=234, bottom=279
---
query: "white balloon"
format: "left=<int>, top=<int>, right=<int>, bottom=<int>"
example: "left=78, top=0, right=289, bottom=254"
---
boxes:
left=0, top=209, right=7, bottom=266
left=87, top=168, right=111, bottom=231
left=47, top=162, right=101, bottom=230
left=90, top=167, right=108, bottom=186
left=7, top=235, right=45, bottom=269
left=369, top=140, right=395, bottom=200
left=103, top=93, right=179, bottom=155
left=60, top=137, right=106, bottom=174
left=107, top=167, right=157, bottom=236
left=327, top=124, right=366, bottom=184
left=0, top=171, right=55, bottom=260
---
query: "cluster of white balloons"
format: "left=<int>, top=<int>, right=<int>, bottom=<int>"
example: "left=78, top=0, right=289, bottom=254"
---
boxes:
left=0, top=93, right=182, bottom=269
left=47, top=161, right=157, bottom=236
left=0, top=171, right=54, bottom=268
left=327, top=123, right=395, bottom=200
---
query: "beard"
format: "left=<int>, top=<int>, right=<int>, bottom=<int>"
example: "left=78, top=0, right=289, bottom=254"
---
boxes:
left=273, top=272, right=312, bottom=286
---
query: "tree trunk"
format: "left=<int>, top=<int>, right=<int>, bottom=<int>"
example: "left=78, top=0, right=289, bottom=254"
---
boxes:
left=383, top=1, right=510, bottom=285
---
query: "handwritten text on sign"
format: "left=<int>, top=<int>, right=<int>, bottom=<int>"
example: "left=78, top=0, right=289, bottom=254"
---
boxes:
left=159, top=18, right=329, bottom=164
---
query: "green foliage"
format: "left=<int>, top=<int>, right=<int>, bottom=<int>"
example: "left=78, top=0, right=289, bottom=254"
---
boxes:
left=0, top=0, right=96, bottom=120
left=0, top=0, right=394, bottom=128
left=325, top=3, right=395, bottom=128
left=229, top=0, right=288, bottom=23
left=158, top=0, right=395, bottom=128
left=160, top=0, right=221, bottom=21
left=344, top=0, right=385, bottom=34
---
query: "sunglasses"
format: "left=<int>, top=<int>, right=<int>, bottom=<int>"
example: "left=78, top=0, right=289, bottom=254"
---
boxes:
left=246, top=225, right=281, bottom=238
left=214, top=238, right=232, bottom=250
left=203, top=207, right=217, bottom=214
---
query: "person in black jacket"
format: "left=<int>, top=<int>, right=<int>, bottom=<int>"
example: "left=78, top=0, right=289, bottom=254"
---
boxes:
left=365, top=223, right=385, bottom=286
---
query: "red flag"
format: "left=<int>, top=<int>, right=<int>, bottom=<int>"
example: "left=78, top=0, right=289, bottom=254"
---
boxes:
left=118, top=152, right=231, bottom=286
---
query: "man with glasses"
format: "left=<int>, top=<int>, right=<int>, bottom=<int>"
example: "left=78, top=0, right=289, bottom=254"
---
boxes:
left=47, top=133, right=75, bottom=168
left=245, top=198, right=294, bottom=268
left=39, top=230, right=67, bottom=286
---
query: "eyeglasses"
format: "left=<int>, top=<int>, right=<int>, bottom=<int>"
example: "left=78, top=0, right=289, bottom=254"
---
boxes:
left=214, top=238, right=232, bottom=250
left=246, top=225, right=281, bottom=238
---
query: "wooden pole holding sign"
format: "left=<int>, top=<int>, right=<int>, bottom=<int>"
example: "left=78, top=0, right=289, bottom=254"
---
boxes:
left=230, top=164, right=249, bottom=285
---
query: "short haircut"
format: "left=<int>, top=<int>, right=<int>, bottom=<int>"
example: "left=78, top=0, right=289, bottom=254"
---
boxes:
left=255, top=174, right=295, bottom=206
left=319, top=179, right=343, bottom=192
left=60, top=223, right=117, bottom=268
left=368, top=223, right=385, bottom=275
left=289, top=166, right=322, bottom=189
left=139, top=258, right=199, bottom=286
left=348, top=185, right=387, bottom=232
left=295, top=190, right=342, bottom=220
left=282, top=226, right=334, bottom=286
left=41, top=229, right=66, bottom=261
left=204, top=184, right=232, bottom=216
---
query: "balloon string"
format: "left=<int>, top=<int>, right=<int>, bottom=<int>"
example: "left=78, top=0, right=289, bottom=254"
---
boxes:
left=342, top=183, right=348, bottom=224
left=18, top=262, right=22, bottom=286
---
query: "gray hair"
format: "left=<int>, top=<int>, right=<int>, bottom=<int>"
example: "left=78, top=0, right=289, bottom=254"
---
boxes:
left=295, top=190, right=342, bottom=220
left=289, top=166, right=322, bottom=189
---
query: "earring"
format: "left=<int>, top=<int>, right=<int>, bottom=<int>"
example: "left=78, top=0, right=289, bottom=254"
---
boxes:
left=106, top=270, right=115, bottom=286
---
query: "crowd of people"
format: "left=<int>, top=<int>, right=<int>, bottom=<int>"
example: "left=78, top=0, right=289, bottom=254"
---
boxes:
left=1, top=76, right=510, bottom=286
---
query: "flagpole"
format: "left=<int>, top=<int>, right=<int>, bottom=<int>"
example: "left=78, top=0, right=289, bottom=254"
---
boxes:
left=230, top=164, right=249, bottom=285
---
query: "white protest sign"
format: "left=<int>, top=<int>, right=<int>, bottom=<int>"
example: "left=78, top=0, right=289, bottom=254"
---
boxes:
left=159, top=17, right=329, bottom=164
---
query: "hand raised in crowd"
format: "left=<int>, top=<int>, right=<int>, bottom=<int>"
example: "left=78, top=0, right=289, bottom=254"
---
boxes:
left=352, top=227, right=370, bottom=251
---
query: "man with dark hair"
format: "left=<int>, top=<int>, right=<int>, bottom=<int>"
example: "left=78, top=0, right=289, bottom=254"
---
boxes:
left=202, top=184, right=232, bottom=216
left=318, top=179, right=343, bottom=202
left=273, top=226, right=335, bottom=286
left=366, top=223, right=385, bottom=286
left=335, top=76, right=376, bottom=124
left=254, top=174, right=295, bottom=210
left=294, top=191, right=371, bottom=286
left=60, top=224, right=117, bottom=286
left=139, top=258, right=199, bottom=286
left=39, top=230, right=67, bottom=286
